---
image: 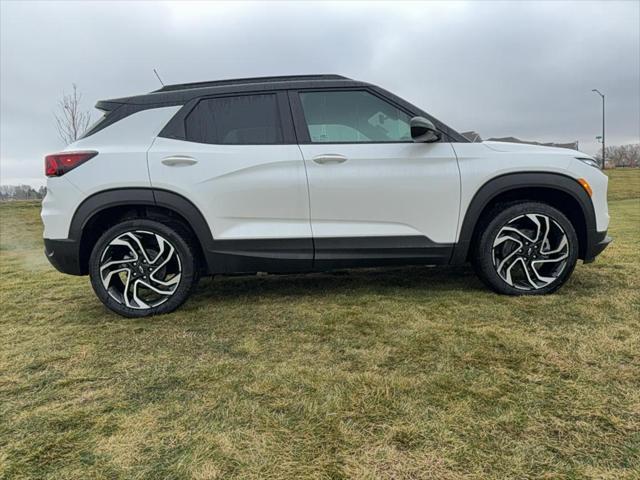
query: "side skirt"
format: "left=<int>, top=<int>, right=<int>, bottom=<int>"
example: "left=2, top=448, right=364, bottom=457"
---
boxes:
left=205, top=236, right=454, bottom=274
left=206, top=238, right=314, bottom=274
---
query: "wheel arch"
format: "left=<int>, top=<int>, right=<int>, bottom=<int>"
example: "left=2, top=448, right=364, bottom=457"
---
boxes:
left=450, top=172, right=596, bottom=264
left=70, top=188, right=214, bottom=275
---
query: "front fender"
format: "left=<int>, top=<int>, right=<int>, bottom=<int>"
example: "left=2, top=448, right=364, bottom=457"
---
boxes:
left=450, top=172, right=596, bottom=264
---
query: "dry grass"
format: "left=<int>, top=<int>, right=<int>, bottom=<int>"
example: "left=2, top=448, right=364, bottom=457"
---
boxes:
left=1, top=170, right=639, bottom=479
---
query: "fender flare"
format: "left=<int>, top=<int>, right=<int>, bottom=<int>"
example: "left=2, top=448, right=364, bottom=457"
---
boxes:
left=450, top=172, right=596, bottom=264
left=69, top=187, right=215, bottom=263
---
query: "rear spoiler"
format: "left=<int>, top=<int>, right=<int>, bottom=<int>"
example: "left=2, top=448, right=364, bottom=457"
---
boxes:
left=79, top=100, right=128, bottom=139
left=95, top=100, right=125, bottom=112
left=83, top=95, right=181, bottom=139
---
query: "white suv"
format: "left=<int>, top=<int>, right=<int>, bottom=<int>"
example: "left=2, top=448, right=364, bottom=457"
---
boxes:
left=41, top=74, right=611, bottom=317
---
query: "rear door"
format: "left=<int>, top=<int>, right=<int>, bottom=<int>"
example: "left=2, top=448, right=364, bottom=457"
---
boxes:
left=290, top=89, right=460, bottom=266
left=148, top=91, right=313, bottom=271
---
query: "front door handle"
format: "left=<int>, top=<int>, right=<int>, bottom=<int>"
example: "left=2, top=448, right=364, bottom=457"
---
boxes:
left=312, top=154, right=348, bottom=165
left=161, top=155, right=198, bottom=167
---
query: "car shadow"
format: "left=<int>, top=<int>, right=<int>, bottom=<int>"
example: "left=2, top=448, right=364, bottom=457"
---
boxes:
left=189, top=264, right=486, bottom=302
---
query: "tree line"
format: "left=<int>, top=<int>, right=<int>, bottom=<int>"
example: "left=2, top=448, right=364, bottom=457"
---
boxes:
left=596, top=144, right=640, bottom=168
left=0, top=185, right=47, bottom=201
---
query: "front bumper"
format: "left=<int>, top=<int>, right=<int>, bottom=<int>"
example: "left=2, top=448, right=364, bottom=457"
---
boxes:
left=44, top=238, right=84, bottom=275
left=583, top=231, right=612, bottom=263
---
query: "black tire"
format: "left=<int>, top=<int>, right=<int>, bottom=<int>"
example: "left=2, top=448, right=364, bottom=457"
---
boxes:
left=89, top=219, right=199, bottom=317
left=472, top=202, right=579, bottom=295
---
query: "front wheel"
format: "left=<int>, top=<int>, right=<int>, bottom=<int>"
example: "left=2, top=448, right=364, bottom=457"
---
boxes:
left=89, top=219, right=199, bottom=317
left=473, top=202, right=579, bottom=295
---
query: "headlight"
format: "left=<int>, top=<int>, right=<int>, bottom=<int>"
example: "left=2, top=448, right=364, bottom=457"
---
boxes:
left=575, top=157, right=601, bottom=169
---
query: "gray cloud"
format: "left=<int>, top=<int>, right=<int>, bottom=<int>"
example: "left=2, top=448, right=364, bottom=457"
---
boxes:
left=1, top=0, right=639, bottom=185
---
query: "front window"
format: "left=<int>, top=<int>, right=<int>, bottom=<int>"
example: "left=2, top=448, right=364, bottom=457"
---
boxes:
left=299, top=90, right=412, bottom=143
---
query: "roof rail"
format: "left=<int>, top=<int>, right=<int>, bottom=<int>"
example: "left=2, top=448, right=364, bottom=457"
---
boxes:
left=153, top=74, right=350, bottom=93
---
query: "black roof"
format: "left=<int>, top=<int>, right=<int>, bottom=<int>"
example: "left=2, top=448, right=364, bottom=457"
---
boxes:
left=101, top=74, right=366, bottom=107
left=153, top=74, right=351, bottom=93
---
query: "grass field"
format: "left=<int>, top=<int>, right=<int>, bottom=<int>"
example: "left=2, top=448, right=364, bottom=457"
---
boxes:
left=1, top=169, right=639, bottom=479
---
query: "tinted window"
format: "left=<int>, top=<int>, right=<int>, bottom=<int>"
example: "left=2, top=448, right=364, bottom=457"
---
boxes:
left=185, top=94, right=283, bottom=144
left=299, top=91, right=412, bottom=143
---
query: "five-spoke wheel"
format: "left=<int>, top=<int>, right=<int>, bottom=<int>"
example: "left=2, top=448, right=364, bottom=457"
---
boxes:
left=474, top=202, right=578, bottom=295
left=89, top=220, right=198, bottom=317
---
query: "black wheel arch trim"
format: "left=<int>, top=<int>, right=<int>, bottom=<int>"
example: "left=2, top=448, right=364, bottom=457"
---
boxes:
left=66, top=187, right=215, bottom=274
left=69, top=188, right=155, bottom=241
left=450, top=172, right=597, bottom=264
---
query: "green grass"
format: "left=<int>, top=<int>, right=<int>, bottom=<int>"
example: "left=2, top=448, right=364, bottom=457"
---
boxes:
left=1, top=170, right=639, bottom=479
left=605, top=168, right=640, bottom=201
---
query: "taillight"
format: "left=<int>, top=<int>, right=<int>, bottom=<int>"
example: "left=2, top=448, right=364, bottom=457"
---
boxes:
left=45, top=151, right=98, bottom=177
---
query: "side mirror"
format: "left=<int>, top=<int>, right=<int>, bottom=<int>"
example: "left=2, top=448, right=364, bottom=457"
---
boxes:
left=410, top=116, right=441, bottom=143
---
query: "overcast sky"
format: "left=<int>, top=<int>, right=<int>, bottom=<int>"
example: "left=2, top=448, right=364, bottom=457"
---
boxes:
left=1, top=0, right=639, bottom=186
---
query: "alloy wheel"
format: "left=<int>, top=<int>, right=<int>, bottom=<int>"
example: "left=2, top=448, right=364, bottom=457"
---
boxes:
left=99, top=230, right=182, bottom=309
left=491, top=213, right=570, bottom=291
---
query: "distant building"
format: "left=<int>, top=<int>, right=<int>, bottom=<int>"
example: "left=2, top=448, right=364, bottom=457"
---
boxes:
left=460, top=131, right=578, bottom=150
left=461, top=131, right=482, bottom=142
left=487, top=137, right=579, bottom=150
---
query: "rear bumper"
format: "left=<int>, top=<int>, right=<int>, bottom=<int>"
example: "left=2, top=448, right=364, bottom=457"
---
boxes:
left=583, top=231, right=612, bottom=263
left=44, top=238, right=83, bottom=275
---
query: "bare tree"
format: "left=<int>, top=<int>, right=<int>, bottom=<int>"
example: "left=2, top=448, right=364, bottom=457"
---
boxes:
left=54, top=84, right=91, bottom=145
left=595, top=144, right=640, bottom=168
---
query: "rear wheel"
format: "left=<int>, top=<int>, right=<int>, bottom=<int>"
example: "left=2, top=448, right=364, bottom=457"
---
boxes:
left=473, top=202, right=579, bottom=295
left=89, top=219, right=199, bottom=317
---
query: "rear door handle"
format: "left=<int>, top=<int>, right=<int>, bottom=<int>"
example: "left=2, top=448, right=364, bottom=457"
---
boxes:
left=312, top=154, right=348, bottom=165
left=161, top=155, right=198, bottom=167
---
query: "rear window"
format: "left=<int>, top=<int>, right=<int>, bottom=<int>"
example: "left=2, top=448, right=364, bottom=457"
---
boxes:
left=184, top=94, right=283, bottom=145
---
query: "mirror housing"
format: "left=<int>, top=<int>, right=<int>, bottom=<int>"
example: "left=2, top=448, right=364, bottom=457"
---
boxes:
left=410, top=116, right=441, bottom=143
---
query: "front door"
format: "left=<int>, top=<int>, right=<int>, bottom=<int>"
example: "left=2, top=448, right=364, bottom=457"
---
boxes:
left=291, top=89, right=460, bottom=267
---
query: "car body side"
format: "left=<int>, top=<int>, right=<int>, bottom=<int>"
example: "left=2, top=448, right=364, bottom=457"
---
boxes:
left=42, top=82, right=610, bottom=277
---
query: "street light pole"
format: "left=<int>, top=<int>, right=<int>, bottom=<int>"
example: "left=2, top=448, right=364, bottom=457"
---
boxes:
left=592, top=89, right=605, bottom=169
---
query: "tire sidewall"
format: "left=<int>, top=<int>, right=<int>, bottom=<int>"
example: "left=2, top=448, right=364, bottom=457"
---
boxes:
left=475, top=202, right=579, bottom=295
left=89, top=219, right=197, bottom=317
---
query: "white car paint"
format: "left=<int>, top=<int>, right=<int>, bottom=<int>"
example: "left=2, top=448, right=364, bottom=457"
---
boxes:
left=41, top=176, right=85, bottom=239
left=298, top=142, right=460, bottom=243
left=148, top=137, right=311, bottom=239
left=567, top=156, right=609, bottom=231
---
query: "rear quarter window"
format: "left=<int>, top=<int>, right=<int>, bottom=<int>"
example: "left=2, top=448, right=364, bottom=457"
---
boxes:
left=184, top=94, right=283, bottom=145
